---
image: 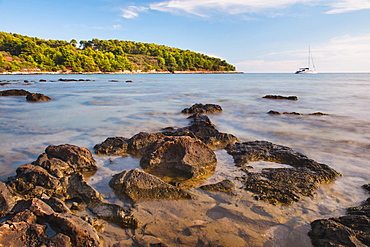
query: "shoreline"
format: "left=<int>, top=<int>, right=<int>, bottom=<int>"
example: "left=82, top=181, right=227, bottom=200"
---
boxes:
left=0, top=70, right=244, bottom=75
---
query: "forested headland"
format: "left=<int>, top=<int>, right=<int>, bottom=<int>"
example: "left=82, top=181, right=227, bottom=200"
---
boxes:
left=0, top=32, right=236, bottom=73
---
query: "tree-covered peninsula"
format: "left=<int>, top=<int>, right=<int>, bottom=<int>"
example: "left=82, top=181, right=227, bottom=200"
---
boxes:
left=0, top=32, right=236, bottom=73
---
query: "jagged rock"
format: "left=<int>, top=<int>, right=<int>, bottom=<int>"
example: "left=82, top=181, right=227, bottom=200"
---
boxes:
left=127, top=132, right=165, bottom=155
left=181, top=103, right=223, bottom=114
left=262, top=95, right=298, bottom=100
left=0, top=182, right=17, bottom=217
left=109, top=169, right=192, bottom=201
left=94, top=137, right=129, bottom=155
left=268, top=110, right=328, bottom=116
left=66, top=173, right=102, bottom=204
left=26, top=93, right=51, bottom=102
left=89, top=202, right=139, bottom=229
left=200, top=180, right=235, bottom=192
left=163, top=113, right=239, bottom=149
left=226, top=141, right=340, bottom=204
left=140, top=136, right=217, bottom=184
left=44, top=144, right=97, bottom=172
left=34, top=153, right=75, bottom=177
left=12, top=198, right=55, bottom=217
left=47, top=213, right=102, bottom=247
left=0, top=89, right=30, bottom=96
left=42, top=196, right=72, bottom=214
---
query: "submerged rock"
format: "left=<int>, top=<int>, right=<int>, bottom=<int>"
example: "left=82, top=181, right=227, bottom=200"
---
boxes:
left=181, top=103, right=223, bottom=114
left=0, top=89, right=31, bottom=96
left=268, top=110, right=328, bottom=116
left=226, top=141, right=340, bottom=204
left=140, top=136, right=217, bottom=185
left=26, top=93, right=51, bottom=102
left=110, top=168, right=193, bottom=201
left=309, top=184, right=370, bottom=247
left=263, top=95, right=298, bottom=100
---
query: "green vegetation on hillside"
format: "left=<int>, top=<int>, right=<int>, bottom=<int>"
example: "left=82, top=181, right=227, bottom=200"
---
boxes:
left=0, top=32, right=236, bottom=73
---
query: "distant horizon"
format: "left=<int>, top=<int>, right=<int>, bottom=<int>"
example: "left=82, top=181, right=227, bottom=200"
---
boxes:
left=0, top=0, right=369, bottom=73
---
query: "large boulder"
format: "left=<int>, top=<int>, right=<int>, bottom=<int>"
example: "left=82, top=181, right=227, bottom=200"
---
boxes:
left=140, top=136, right=217, bottom=184
left=225, top=141, right=340, bottom=204
left=109, top=169, right=192, bottom=201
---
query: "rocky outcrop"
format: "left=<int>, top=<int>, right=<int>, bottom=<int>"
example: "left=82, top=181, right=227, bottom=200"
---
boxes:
left=0, top=198, right=102, bottom=247
left=225, top=141, right=340, bottom=205
left=140, top=136, right=217, bottom=185
left=109, top=168, right=192, bottom=201
left=181, top=103, right=223, bottom=114
left=94, top=137, right=129, bottom=155
left=263, top=95, right=298, bottom=100
left=26, top=93, right=52, bottom=102
left=0, top=182, right=18, bottom=216
left=309, top=184, right=370, bottom=247
left=0, top=89, right=31, bottom=96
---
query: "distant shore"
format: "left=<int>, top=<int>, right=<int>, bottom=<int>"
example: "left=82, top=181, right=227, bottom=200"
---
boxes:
left=0, top=70, right=244, bottom=75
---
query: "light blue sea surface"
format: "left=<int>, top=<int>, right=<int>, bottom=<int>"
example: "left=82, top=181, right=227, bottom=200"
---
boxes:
left=1, top=73, right=369, bottom=246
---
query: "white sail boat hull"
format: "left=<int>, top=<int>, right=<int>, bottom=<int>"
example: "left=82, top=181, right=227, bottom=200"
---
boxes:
left=295, top=46, right=318, bottom=74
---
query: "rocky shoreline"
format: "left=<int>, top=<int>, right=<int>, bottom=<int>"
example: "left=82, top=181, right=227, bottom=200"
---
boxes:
left=0, top=99, right=361, bottom=246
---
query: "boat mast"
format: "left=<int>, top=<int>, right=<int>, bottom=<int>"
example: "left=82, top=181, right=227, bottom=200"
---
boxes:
left=308, top=45, right=311, bottom=69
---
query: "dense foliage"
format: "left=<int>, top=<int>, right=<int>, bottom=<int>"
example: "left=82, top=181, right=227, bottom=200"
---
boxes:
left=0, top=32, right=235, bottom=73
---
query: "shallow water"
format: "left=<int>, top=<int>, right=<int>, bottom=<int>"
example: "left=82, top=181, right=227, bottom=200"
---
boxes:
left=1, top=73, right=370, bottom=246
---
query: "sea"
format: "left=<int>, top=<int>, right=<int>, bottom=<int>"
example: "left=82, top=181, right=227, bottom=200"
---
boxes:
left=0, top=73, right=369, bottom=246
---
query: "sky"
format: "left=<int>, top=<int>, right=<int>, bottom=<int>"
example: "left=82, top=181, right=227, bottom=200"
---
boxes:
left=0, top=0, right=369, bottom=72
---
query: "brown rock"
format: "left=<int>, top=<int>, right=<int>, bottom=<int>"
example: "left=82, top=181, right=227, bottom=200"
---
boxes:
left=109, top=168, right=192, bottom=201
left=181, top=103, right=223, bottom=114
left=0, top=89, right=30, bottom=96
left=140, top=136, right=217, bottom=184
left=26, top=93, right=51, bottom=102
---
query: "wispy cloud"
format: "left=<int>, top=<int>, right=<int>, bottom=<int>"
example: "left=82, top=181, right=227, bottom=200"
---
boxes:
left=120, top=0, right=370, bottom=19
left=325, top=0, right=370, bottom=14
left=120, top=6, right=148, bottom=19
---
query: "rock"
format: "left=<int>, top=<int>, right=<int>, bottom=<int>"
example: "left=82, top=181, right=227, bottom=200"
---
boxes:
left=39, top=79, right=47, bottom=82
left=42, top=196, right=72, bottom=213
left=94, top=137, right=129, bottom=155
left=163, top=114, right=239, bottom=149
left=267, top=110, right=281, bottom=115
left=12, top=198, right=55, bottom=217
left=0, top=182, right=17, bottom=217
left=66, top=173, right=102, bottom=204
left=127, top=132, right=165, bottom=155
left=181, top=103, right=223, bottom=114
left=268, top=110, right=328, bottom=116
left=88, top=202, right=139, bottom=229
left=0, top=89, right=30, bottom=96
left=109, top=169, right=192, bottom=201
left=44, top=144, right=97, bottom=172
left=226, top=141, right=340, bottom=204
left=200, top=180, right=235, bottom=192
left=47, top=213, right=102, bottom=247
left=262, top=95, right=298, bottom=100
left=34, top=153, right=74, bottom=177
left=26, top=93, right=52, bottom=102
left=140, top=136, right=217, bottom=184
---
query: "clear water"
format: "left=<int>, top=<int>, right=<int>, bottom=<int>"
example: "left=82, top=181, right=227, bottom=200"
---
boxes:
left=1, top=73, right=370, bottom=246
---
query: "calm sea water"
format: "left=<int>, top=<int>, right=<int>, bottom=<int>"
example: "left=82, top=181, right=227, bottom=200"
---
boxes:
left=1, top=73, right=369, bottom=246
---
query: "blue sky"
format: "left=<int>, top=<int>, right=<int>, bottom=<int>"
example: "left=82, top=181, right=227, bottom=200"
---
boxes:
left=0, top=0, right=369, bottom=72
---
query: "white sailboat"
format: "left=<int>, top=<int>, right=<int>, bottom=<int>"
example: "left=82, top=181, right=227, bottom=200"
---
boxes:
left=295, top=46, right=318, bottom=74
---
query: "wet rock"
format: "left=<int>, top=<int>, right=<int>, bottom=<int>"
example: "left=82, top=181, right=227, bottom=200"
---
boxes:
left=0, top=89, right=31, bottom=96
left=34, top=153, right=75, bottom=177
left=200, top=180, right=235, bottom=192
left=109, top=168, right=192, bottom=201
left=140, top=136, right=217, bottom=184
left=0, top=182, right=17, bottom=216
left=226, top=141, right=340, bottom=204
left=267, top=110, right=281, bottom=115
left=89, top=202, right=139, bottom=229
left=164, top=113, right=239, bottom=149
left=181, top=103, right=223, bottom=114
left=268, top=110, right=328, bottom=116
left=263, top=95, right=298, bottom=100
left=44, top=144, right=97, bottom=172
left=94, top=137, right=129, bottom=155
left=12, top=198, right=55, bottom=217
left=42, top=196, right=72, bottom=213
left=26, top=93, right=52, bottom=102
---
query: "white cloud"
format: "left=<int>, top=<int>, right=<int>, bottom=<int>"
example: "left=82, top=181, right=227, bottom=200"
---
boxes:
left=119, top=0, right=370, bottom=18
left=120, top=6, right=148, bottom=19
left=325, top=0, right=370, bottom=14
